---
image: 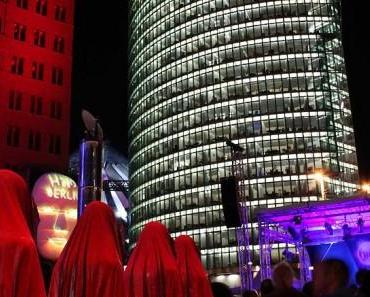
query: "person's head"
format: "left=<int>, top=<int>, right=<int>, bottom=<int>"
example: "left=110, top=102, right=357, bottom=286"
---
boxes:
left=211, top=282, right=233, bottom=297
left=356, top=269, right=370, bottom=287
left=260, top=278, right=274, bottom=296
left=314, top=259, right=349, bottom=296
left=272, top=262, right=295, bottom=289
left=32, top=173, right=78, bottom=260
left=356, top=269, right=370, bottom=292
left=302, top=281, right=314, bottom=297
left=242, top=289, right=259, bottom=297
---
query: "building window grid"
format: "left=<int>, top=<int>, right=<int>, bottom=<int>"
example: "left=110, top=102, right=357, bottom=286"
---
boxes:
left=129, top=0, right=357, bottom=270
left=31, top=62, right=44, bottom=80
left=130, top=36, right=331, bottom=119
left=48, top=135, right=61, bottom=154
left=36, top=0, right=48, bottom=16
left=130, top=3, right=331, bottom=80
left=28, top=131, right=41, bottom=151
left=133, top=64, right=328, bottom=138
left=8, top=90, right=23, bottom=111
left=34, top=30, right=46, bottom=47
left=50, top=100, right=62, bottom=119
left=6, top=126, right=20, bottom=147
left=14, top=24, right=27, bottom=41
left=54, top=5, right=66, bottom=22
left=10, top=56, right=24, bottom=75
left=16, top=0, right=28, bottom=9
left=133, top=80, right=327, bottom=150
left=53, top=36, right=65, bottom=53
left=51, top=67, right=64, bottom=85
left=30, top=95, right=43, bottom=115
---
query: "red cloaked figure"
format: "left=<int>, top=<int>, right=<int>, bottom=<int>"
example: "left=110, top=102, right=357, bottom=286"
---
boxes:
left=0, top=170, right=47, bottom=297
left=124, top=221, right=183, bottom=297
left=175, top=235, right=213, bottom=297
left=49, top=201, right=125, bottom=297
left=0, top=169, right=39, bottom=238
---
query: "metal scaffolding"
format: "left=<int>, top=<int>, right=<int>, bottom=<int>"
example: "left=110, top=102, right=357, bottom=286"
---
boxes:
left=227, top=140, right=253, bottom=292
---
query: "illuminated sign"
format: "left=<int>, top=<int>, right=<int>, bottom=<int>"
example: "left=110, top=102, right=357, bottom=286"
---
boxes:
left=32, top=173, right=77, bottom=261
left=356, top=241, right=370, bottom=267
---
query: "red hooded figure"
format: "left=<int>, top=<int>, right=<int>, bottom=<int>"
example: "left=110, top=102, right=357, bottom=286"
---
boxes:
left=0, top=169, right=39, bottom=238
left=124, top=221, right=183, bottom=297
left=175, top=235, right=213, bottom=297
left=0, top=170, right=47, bottom=297
left=48, top=201, right=125, bottom=297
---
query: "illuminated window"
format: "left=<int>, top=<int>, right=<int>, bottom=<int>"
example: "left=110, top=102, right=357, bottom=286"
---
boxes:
left=16, top=0, right=28, bottom=9
left=10, top=57, right=24, bottom=75
left=30, top=95, right=43, bottom=115
left=28, top=131, right=41, bottom=151
left=55, top=5, right=66, bottom=22
left=6, top=126, right=20, bottom=147
left=31, top=62, right=44, bottom=80
left=8, top=90, right=22, bottom=111
left=51, top=67, right=63, bottom=85
left=53, top=36, right=65, bottom=53
left=13, top=24, right=26, bottom=41
left=48, top=135, right=61, bottom=154
left=50, top=100, right=62, bottom=119
left=36, top=0, right=47, bottom=16
left=34, top=30, right=46, bottom=47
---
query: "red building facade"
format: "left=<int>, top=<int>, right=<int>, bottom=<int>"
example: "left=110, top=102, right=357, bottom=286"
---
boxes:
left=0, top=0, right=74, bottom=176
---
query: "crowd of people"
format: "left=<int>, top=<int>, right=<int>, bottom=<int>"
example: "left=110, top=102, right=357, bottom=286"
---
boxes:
left=212, top=261, right=370, bottom=297
left=1, top=169, right=370, bottom=297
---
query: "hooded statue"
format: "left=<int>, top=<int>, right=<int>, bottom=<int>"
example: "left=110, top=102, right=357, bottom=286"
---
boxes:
left=175, top=235, right=213, bottom=297
left=0, top=169, right=46, bottom=297
left=48, top=201, right=125, bottom=297
left=124, top=221, right=183, bottom=297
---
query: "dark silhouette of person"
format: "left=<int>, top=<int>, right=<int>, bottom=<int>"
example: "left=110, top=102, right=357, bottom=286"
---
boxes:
left=243, top=289, right=259, bottom=297
left=302, top=281, right=314, bottom=297
left=313, top=259, right=352, bottom=297
left=266, top=262, right=305, bottom=297
left=355, top=269, right=370, bottom=297
left=211, top=282, right=233, bottom=297
left=261, top=279, right=274, bottom=296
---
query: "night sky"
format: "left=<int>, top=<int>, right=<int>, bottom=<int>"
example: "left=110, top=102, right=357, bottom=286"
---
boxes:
left=71, top=1, right=370, bottom=179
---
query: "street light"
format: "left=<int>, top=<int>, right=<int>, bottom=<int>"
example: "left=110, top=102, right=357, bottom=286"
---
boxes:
left=314, top=171, right=326, bottom=200
left=361, top=183, right=370, bottom=194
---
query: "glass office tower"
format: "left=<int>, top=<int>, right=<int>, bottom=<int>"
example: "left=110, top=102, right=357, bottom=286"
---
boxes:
left=128, top=0, right=358, bottom=274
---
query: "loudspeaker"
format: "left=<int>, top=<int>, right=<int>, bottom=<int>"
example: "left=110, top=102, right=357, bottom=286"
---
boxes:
left=220, top=176, right=241, bottom=228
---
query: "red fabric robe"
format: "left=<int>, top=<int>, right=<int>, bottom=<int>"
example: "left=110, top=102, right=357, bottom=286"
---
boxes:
left=175, top=235, right=213, bottom=297
left=124, top=221, right=183, bottom=297
left=0, top=169, right=39, bottom=238
left=48, top=201, right=125, bottom=297
left=0, top=170, right=47, bottom=297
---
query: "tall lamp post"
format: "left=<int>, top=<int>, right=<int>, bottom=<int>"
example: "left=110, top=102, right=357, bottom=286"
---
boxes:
left=78, top=110, right=103, bottom=218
